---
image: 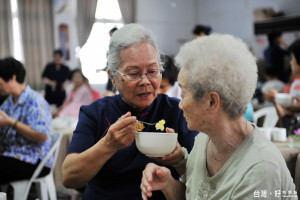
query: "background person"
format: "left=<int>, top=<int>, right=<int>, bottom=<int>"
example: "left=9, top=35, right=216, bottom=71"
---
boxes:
left=42, top=49, right=70, bottom=107
left=53, top=69, right=94, bottom=121
left=159, top=54, right=181, bottom=99
left=0, top=57, right=52, bottom=185
left=263, top=31, right=289, bottom=83
left=105, top=27, right=119, bottom=94
left=266, top=39, right=300, bottom=118
left=141, top=34, right=295, bottom=200
left=192, top=24, right=211, bottom=38
left=62, top=24, right=198, bottom=200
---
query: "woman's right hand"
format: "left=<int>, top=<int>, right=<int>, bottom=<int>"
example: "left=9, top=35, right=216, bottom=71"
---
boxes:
left=103, top=112, right=137, bottom=151
left=141, top=163, right=171, bottom=200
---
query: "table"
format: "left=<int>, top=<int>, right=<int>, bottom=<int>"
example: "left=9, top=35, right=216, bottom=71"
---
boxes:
left=53, top=127, right=74, bottom=188
left=273, top=139, right=300, bottom=195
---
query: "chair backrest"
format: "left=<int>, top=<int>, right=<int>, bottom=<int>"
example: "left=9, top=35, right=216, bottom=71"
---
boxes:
left=253, top=106, right=279, bottom=128
left=24, top=132, right=63, bottom=193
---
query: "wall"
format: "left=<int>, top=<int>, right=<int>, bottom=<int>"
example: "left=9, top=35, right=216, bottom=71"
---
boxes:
left=196, top=0, right=300, bottom=58
left=136, top=0, right=198, bottom=57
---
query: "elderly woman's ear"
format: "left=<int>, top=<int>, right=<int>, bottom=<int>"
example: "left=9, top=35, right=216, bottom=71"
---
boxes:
left=207, top=92, right=220, bottom=113
left=107, top=70, right=116, bottom=85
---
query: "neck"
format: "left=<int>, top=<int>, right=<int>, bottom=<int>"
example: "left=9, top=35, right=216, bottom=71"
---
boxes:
left=209, top=117, right=250, bottom=160
left=12, top=84, right=26, bottom=103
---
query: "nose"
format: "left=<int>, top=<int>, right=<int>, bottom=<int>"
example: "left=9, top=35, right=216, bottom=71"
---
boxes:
left=138, top=74, right=151, bottom=85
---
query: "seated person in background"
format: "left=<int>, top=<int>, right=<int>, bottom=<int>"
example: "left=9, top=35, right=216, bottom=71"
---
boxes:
left=263, top=32, right=289, bottom=83
left=261, top=66, right=285, bottom=98
left=62, top=24, right=198, bottom=199
left=42, top=49, right=70, bottom=107
left=159, top=54, right=181, bottom=99
left=0, top=57, right=52, bottom=184
left=54, top=69, right=94, bottom=120
left=266, top=39, right=300, bottom=118
left=141, top=34, right=295, bottom=200
left=84, top=79, right=101, bottom=101
left=192, top=24, right=211, bottom=38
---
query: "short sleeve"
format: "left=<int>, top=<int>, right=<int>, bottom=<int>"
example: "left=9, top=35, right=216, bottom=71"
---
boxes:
left=42, top=64, right=50, bottom=78
left=25, top=99, right=52, bottom=134
left=67, top=105, right=100, bottom=153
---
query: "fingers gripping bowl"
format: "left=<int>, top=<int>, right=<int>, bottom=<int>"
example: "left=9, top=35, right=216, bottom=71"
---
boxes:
left=135, top=132, right=178, bottom=157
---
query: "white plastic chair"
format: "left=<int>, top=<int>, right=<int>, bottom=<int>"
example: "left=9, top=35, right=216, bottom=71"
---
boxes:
left=253, top=106, right=279, bottom=128
left=8, top=132, right=62, bottom=200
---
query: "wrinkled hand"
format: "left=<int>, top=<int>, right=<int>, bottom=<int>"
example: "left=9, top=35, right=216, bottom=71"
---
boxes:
left=150, top=128, right=184, bottom=166
left=103, top=112, right=137, bottom=151
left=265, top=89, right=277, bottom=103
left=284, top=96, right=300, bottom=113
left=141, top=163, right=171, bottom=200
left=0, top=110, right=14, bottom=127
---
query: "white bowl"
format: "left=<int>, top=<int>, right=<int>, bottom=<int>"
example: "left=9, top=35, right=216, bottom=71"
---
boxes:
left=275, top=93, right=293, bottom=106
left=135, top=132, right=178, bottom=157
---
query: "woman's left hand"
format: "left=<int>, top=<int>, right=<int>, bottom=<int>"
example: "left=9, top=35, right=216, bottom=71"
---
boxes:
left=150, top=128, right=185, bottom=166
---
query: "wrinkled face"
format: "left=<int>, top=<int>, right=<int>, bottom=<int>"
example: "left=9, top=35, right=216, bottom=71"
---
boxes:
left=0, top=78, right=10, bottom=96
left=159, top=79, right=171, bottom=94
left=113, top=42, right=161, bottom=111
left=178, top=69, right=204, bottom=131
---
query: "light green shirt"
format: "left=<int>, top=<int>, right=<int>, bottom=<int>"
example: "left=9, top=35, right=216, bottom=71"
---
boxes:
left=185, top=126, right=296, bottom=200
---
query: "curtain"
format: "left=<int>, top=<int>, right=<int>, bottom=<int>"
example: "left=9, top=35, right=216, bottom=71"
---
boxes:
left=118, top=0, right=136, bottom=24
left=76, top=0, right=97, bottom=47
left=0, top=0, right=13, bottom=58
left=18, top=0, right=54, bottom=90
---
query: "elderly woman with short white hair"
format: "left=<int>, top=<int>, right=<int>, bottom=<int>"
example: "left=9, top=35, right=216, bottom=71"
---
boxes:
left=141, top=34, right=296, bottom=200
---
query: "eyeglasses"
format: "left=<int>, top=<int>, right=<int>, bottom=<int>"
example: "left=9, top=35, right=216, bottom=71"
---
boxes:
left=115, top=69, right=162, bottom=81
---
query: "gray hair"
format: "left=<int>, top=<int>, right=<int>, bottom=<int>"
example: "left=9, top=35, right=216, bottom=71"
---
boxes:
left=175, top=34, right=258, bottom=119
left=107, top=23, right=162, bottom=76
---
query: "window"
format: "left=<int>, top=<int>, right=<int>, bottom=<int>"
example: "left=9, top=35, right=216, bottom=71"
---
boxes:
left=79, top=0, right=123, bottom=84
left=10, top=0, right=24, bottom=62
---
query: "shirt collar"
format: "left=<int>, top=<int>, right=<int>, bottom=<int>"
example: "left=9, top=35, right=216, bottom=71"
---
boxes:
left=8, top=85, right=30, bottom=106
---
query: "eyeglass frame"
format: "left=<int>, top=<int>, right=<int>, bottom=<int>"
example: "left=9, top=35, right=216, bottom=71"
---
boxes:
left=114, top=69, right=163, bottom=81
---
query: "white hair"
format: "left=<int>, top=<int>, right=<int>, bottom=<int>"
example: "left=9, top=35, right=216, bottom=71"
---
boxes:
left=175, top=34, right=258, bottom=118
left=107, top=23, right=162, bottom=76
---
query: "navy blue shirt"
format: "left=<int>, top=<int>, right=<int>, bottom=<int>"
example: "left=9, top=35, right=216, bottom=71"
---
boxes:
left=68, top=94, right=198, bottom=200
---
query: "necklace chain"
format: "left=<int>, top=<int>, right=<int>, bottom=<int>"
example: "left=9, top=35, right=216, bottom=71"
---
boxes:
left=211, top=121, right=247, bottom=162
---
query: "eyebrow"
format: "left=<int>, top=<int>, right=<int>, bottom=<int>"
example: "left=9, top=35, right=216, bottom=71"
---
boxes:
left=126, top=63, right=159, bottom=70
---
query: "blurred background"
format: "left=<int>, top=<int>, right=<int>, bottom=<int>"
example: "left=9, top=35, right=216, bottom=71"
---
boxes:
left=1, top=0, right=300, bottom=95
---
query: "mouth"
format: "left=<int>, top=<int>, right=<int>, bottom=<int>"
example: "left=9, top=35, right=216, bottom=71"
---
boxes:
left=137, top=92, right=152, bottom=97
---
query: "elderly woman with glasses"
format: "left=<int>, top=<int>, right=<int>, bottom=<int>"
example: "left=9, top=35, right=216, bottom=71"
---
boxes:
left=140, top=34, right=296, bottom=200
left=62, top=24, right=198, bottom=199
